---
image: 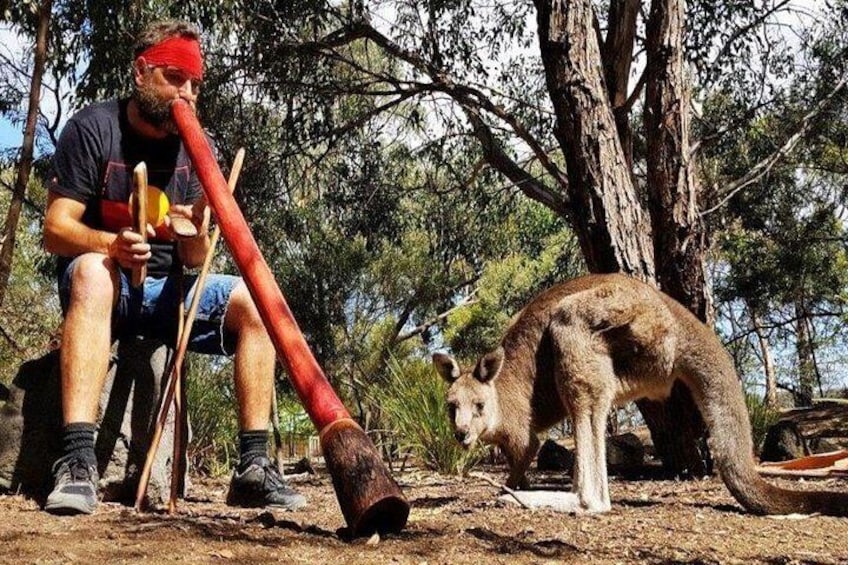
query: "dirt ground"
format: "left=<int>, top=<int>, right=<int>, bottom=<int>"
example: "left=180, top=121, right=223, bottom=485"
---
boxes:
left=1, top=465, right=846, bottom=565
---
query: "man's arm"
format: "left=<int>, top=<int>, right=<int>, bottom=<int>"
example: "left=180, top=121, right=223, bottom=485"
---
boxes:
left=44, top=191, right=151, bottom=269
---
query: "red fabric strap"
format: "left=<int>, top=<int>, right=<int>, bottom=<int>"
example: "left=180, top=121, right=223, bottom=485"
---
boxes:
left=139, top=36, right=203, bottom=81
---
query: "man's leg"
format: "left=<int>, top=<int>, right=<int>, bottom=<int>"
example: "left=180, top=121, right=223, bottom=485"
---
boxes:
left=226, top=282, right=275, bottom=431
left=45, top=253, right=120, bottom=515
left=219, top=281, right=306, bottom=510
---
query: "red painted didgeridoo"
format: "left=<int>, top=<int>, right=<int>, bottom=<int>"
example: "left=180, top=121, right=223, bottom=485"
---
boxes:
left=171, top=100, right=409, bottom=537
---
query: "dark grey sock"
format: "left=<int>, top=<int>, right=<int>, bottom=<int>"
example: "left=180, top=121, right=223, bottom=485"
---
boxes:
left=238, top=430, right=269, bottom=469
left=62, top=422, right=97, bottom=467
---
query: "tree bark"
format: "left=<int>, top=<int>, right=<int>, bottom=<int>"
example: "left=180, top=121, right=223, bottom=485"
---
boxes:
left=535, top=0, right=710, bottom=476
left=0, top=0, right=52, bottom=309
left=602, top=0, right=640, bottom=169
left=534, top=0, right=655, bottom=279
left=644, top=0, right=709, bottom=320
left=794, top=298, right=815, bottom=407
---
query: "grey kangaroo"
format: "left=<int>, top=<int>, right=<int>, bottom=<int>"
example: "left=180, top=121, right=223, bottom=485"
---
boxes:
left=433, top=273, right=848, bottom=515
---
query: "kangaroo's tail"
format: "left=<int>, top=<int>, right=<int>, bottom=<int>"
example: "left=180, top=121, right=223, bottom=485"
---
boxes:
left=671, top=302, right=848, bottom=517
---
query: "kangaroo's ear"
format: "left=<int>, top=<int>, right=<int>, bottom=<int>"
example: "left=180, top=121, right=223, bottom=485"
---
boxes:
left=432, top=352, right=461, bottom=382
left=475, top=346, right=504, bottom=383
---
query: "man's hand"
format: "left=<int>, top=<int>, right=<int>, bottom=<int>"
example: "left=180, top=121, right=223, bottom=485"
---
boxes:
left=167, top=199, right=210, bottom=239
left=109, top=227, right=152, bottom=269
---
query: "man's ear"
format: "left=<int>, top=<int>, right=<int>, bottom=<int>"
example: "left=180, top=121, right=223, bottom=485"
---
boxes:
left=475, top=346, right=504, bottom=383
left=432, top=352, right=460, bottom=382
left=133, top=56, right=147, bottom=87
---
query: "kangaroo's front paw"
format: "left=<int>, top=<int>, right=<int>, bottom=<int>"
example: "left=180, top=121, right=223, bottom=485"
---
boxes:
left=505, top=476, right=530, bottom=490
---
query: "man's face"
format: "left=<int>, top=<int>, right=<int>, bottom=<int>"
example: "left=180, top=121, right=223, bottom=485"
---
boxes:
left=133, top=63, right=200, bottom=135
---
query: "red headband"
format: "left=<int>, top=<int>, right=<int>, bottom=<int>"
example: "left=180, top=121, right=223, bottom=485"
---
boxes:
left=139, top=36, right=203, bottom=81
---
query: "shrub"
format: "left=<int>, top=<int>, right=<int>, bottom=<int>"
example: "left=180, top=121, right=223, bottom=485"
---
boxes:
left=745, top=392, right=780, bottom=456
left=186, top=355, right=239, bottom=476
left=373, top=356, right=486, bottom=475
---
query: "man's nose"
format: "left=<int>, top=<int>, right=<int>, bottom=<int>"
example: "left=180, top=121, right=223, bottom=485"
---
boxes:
left=177, top=79, right=198, bottom=101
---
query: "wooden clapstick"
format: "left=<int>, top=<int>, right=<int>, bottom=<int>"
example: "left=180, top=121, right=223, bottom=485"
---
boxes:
left=169, top=215, right=199, bottom=238
left=131, top=162, right=148, bottom=287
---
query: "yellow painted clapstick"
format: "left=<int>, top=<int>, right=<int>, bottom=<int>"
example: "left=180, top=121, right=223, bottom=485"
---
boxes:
left=129, top=185, right=198, bottom=238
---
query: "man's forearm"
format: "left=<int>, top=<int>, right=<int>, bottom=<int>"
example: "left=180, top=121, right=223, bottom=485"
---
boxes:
left=177, top=232, right=211, bottom=268
left=44, top=215, right=117, bottom=258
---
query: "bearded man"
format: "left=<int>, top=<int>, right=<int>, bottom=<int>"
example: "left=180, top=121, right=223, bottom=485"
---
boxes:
left=42, top=20, right=305, bottom=515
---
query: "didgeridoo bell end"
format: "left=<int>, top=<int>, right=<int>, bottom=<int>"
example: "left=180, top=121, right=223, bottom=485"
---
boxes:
left=319, top=418, right=410, bottom=537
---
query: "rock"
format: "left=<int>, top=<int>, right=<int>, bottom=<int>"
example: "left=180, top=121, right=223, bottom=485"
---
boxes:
left=607, top=432, right=645, bottom=469
left=761, top=400, right=848, bottom=463
left=536, top=432, right=645, bottom=473
left=291, top=457, right=315, bottom=475
left=0, top=338, right=183, bottom=504
left=537, top=439, right=574, bottom=472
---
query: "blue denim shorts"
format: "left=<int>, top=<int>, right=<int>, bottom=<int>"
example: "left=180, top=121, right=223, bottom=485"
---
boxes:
left=59, top=258, right=240, bottom=356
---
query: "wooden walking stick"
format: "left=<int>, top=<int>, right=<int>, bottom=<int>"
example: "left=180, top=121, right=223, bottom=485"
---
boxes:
left=131, top=162, right=148, bottom=287
left=167, top=148, right=246, bottom=513
left=134, top=149, right=245, bottom=512
left=172, top=99, right=409, bottom=537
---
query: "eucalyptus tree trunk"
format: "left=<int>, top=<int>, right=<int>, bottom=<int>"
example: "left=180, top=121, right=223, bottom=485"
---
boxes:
left=0, top=0, right=52, bottom=309
left=751, top=312, right=778, bottom=408
left=640, top=0, right=710, bottom=476
left=535, top=0, right=710, bottom=476
left=794, top=299, right=816, bottom=407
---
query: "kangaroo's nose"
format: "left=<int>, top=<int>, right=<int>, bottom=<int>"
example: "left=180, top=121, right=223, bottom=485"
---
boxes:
left=454, top=430, right=468, bottom=443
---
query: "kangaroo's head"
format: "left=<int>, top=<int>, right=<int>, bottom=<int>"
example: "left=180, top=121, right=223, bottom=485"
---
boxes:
left=432, top=348, right=504, bottom=448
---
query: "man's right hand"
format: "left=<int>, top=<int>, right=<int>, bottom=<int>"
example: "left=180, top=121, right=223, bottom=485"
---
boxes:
left=109, top=227, right=152, bottom=270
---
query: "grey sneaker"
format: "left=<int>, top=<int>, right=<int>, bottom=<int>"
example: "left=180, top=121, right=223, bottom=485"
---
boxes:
left=226, top=456, right=307, bottom=510
left=44, top=455, right=99, bottom=515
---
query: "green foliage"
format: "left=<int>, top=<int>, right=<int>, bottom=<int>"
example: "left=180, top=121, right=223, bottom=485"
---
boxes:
left=185, top=354, right=238, bottom=476
left=446, top=226, right=583, bottom=357
left=0, top=169, right=59, bottom=385
left=373, top=357, right=485, bottom=475
left=274, top=393, right=313, bottom=437
left=744, top=392, right=780, bottom=456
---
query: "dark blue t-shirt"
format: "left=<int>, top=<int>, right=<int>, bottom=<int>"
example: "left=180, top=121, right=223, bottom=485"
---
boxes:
left=48, top=99, right=207, bottom=277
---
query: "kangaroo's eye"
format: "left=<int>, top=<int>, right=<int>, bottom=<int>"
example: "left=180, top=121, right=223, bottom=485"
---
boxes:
left=474, top=402, right=484, bottom=413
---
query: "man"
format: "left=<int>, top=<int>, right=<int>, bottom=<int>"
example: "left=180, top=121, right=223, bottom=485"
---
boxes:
left=42, top=20, right=305, bottom=515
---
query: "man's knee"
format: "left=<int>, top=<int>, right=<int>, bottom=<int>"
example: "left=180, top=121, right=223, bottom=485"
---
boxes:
left=225, top=281, right=266, bottom=332
left=67, top=253, right=118, bottom=306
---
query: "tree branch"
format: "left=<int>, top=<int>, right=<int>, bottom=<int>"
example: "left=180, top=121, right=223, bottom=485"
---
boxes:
left=701, top=72, right=848, bottom=216
left=1, top=178, right=44, bottom=217
left=704, top=0, right=793, bottom=83
left=295, top=22, right=570, bottom=212
left=394, top=293, right=479, bottom=344
left=461, top=106, right=569, bottom=215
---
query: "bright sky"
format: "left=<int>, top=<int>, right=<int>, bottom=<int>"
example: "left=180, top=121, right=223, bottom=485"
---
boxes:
left=0, top=23, right=30, bottom=154
left=0, top=119, right=18, bottom=153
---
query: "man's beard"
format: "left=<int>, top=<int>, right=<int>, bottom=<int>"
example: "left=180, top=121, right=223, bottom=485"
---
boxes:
left=134, top=81, right=178, bottom=134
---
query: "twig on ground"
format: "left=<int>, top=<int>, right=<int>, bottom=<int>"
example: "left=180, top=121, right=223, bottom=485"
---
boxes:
left=469, top=472, right=532, bottom=510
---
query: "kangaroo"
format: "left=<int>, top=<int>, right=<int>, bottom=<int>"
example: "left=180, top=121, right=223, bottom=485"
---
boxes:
left=432, top=273, right=848, bottom=515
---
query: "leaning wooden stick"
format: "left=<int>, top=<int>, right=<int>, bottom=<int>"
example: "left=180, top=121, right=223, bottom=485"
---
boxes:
left=134, top=148, right=245, bottom=511
left=131, top=162, right=148, bottom=287
left=167, top=148, right=246, bottom=514
left=167, top=269, right=186, bottom=515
